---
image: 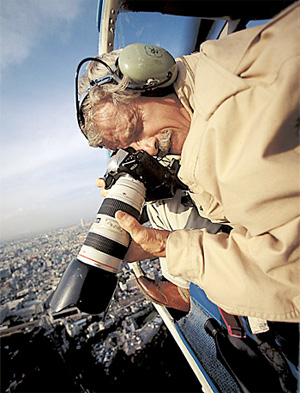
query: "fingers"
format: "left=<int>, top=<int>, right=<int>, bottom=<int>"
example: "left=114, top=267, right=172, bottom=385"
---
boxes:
left=115, top=211, right=152, bottom=262
left=115, top=211, right=142, bottom=238
left=96, top=178, right=106, bottom=188
left=96, top=177, right=109, bottom=197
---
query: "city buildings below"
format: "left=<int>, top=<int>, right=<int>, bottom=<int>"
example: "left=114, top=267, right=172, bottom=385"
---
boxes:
left=0, top=221, right=165, bottom=392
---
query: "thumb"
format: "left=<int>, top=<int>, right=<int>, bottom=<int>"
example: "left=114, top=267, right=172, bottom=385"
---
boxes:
left=96, top=178, right=106, bottom=188
left=96, top=178, right=110, bottom=197
left=115, top=210, right=169, bottom=260
left=115, top=211, right=142, bottom=237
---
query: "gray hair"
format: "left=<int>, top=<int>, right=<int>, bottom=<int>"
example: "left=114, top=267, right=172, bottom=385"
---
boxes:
left=79, top=49, right=142, bottom=147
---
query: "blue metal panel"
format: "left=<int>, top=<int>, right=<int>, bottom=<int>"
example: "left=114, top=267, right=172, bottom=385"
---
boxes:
left=190, top=283, right=253, bottom=339
left=190, top=283, right=223, bottom=324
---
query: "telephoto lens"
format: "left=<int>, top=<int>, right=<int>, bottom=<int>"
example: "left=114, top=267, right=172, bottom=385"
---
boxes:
left=49, top=175, right=146, bottom=315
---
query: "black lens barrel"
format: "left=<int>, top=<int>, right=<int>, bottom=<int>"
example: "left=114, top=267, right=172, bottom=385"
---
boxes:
left=98, top=197, right=140, bottom=220
left=83, top=232, right=128, bottom=259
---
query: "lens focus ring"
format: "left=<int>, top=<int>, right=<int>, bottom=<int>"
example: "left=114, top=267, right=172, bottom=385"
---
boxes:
left=98, top=197, right=140, bottom=220
left=83, top=232, right=128, bottom=259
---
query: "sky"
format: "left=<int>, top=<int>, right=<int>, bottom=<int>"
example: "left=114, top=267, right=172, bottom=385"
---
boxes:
left=0, top=0, right=201, bottom=243
left=0, top=0, right=109, bottom=242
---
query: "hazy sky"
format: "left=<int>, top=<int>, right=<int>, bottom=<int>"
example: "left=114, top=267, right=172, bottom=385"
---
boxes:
left=0, top=0, right=201, bottom=242
left=1, top=0, right=109, bottom=242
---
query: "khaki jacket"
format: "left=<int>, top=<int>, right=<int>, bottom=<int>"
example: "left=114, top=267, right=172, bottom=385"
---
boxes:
left=167, top=1, right=300, bottom=321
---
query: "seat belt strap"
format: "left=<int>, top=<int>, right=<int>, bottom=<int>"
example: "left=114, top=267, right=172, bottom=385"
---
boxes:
left=218, top=307, right=247, bottom=338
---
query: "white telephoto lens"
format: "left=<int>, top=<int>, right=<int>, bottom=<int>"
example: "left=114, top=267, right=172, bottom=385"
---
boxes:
left=77, top=175, right=145, bottom=273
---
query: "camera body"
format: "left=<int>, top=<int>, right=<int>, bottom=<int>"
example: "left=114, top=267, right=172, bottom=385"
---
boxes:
left=104, top=148, right=187, bottom=201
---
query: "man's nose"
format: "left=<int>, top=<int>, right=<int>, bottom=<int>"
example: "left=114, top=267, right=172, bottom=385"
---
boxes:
left=130, top=138, right=158, bottom=156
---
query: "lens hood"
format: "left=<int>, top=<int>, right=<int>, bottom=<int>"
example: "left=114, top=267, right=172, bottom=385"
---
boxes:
left=49, top=258, right=118, bottom=315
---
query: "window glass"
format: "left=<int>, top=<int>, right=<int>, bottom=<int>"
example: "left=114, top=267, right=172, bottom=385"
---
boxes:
left=114, top=12, right=201, bottom=57
left=246, top=19, right=269, bottom=28
left=113, top=11, right=264, bottom=57
left=206, top=19, right=227, bottom=40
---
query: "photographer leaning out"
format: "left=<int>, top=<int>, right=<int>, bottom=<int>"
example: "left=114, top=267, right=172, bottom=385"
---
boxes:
left=77, top=2, right=300, bottom=325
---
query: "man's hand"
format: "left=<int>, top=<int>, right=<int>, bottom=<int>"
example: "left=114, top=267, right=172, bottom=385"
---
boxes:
left=96, top=178, right=110, bottom=197
left=97, top=178, right=171, bottom=262
left=115, top=211, right=170, bottom=262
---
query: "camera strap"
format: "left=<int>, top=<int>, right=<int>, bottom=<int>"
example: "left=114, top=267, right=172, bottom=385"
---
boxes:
left=218, top=307, right=247, bottom=338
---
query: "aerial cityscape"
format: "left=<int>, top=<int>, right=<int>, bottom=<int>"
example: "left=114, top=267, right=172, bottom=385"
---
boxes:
left=0, top=220, right=199, bottom=392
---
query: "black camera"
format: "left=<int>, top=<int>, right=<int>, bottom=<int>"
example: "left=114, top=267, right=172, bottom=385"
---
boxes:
left=49, top=149, right=186, bottom=315
left=104, top=147, right=187, bottom=201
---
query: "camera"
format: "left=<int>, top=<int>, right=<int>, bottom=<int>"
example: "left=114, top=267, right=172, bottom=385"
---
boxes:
left=49, top=149, right=186, bottom=315
left=104, top=147, right=187, bottom=201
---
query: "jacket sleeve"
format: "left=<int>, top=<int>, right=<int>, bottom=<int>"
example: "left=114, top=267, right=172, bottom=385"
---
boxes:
left=166, top=217, right=300, bottom=321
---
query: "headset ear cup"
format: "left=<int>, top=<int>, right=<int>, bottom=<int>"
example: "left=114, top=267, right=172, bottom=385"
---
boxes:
left=118, top=43, right=178, bottom=90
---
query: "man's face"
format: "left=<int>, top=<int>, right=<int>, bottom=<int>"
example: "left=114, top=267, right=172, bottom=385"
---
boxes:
left=94, top=94, right=190, bottom=156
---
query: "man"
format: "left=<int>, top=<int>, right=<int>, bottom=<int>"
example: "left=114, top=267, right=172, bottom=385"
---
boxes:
left=79, top=2, right=299, bottom=322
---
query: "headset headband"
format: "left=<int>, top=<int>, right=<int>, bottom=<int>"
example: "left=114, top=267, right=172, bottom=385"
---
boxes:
left=75, top=43, right=178, bottom=145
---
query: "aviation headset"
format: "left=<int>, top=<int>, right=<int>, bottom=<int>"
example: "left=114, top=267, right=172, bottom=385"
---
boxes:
left=75, top=43, right=178, bottom=146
